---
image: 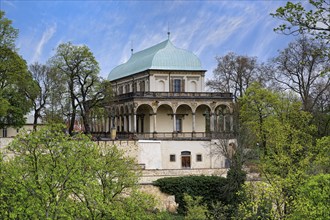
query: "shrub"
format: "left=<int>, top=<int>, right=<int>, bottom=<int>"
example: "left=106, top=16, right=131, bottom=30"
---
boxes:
left=153, top=175, right=227, bottom=214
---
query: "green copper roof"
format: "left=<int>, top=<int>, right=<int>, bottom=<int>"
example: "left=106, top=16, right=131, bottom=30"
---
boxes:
left=108, top=39, right=204, bottom=81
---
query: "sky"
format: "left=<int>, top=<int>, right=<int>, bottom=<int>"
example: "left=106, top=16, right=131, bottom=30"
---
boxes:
left=1, top=0, right=297, bottom=81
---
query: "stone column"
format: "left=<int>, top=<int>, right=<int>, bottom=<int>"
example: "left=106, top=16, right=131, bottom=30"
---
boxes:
left=114, top=116, right=118, bottom=131
left=153, top=113, right=157, bottom=133
left=210, top=112, right=215, bottom=132
left=173, top=114, right=176, bottom=132
left=133, top=113, right=137, bottom=133
left=192, top=112, right=196, bottom=132
left=128, top=114, right=132, bottom=132
left=223, top=114, right=226, bottom=132
left=108, top=116, right=111, bottom=132
left=123, top=115, right=127, bottom=132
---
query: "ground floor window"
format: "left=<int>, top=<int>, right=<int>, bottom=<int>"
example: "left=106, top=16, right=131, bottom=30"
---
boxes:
left=170, top=154, right=176, bottom=162
left=2, top=128, right=7, bottom=137
left=196, top=154, right=202, bottom=162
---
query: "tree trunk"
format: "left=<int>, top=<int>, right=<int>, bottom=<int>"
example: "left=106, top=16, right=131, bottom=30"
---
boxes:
left=33, top=109, right=40, bottom=131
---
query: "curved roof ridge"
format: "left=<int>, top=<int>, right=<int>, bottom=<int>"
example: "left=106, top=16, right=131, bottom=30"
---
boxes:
left=108, top=39, right=204, bottom=81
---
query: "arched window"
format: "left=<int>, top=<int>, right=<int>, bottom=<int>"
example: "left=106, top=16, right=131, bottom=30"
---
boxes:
left=158, top=80, right=165, bottom=91
left=190, top=81, right=197, bottom=92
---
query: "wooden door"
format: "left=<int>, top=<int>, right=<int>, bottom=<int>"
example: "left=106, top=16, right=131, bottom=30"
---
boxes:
left=181, top=156, right=191, bottom=169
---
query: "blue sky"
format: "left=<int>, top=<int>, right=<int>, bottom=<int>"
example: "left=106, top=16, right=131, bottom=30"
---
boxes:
left=2, top=0, right=297, bottom=80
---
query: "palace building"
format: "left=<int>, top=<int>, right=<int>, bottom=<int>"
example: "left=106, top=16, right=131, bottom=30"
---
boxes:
left=96, top=37, right=236, bottom=171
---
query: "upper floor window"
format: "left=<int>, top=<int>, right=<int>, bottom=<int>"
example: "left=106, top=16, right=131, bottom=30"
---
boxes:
left=118, top=86, right=123, bottom=94
left=125, top=84, right=130, bottom=93
left=176, top=117, right=182, bottom=132
left=174, top=79, right=181, bottom=92
left=133, top=82, right=138, bottom=92
left=139, top=81, right=145, bottom=92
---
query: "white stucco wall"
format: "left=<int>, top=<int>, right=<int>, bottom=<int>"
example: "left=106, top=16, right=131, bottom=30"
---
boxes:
left=149, top=72, right=204, bottom=93
left=138, top=140, right=162, bottom=169
left=160, top=140, right=224, bottom=169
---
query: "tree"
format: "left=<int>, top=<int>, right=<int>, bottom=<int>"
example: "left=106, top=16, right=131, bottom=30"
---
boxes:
left=0, top=11, right=18, bottom=50
left=207, top=53, right=262, bottom=100
left=0, top=124, right=154, bottom=219
left=289, top=174, right=330, bottom=220
left=271, top=37, right=330, bottom=112
left=0, top=11, right=35, bottom=129
left=49, top=42, right=112, bottom=135
left=25, top=62, right=54, bottom=130
left=239, top=83, right=321, bottom=218
left=184, top=194, right=208, bottom=220
left=271, top=0, right=330, bottom=43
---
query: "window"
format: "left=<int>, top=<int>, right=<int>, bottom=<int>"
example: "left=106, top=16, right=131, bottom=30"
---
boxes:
left=225, top=158, right=231, bottom=168
left=176, top=118, right=182, bottom=132
left=170, top=154, right=176, bottom=162
left=125, top=84, right=130, bottom=93
left=118, top=86, right=123, bottom=94
left=2, top=128, right=7, bottom=137
left=196, top=154, right=202, bottom=162
left=139, top=81, right=145, bottom=92
left=174, top=79, right=181, bottom=92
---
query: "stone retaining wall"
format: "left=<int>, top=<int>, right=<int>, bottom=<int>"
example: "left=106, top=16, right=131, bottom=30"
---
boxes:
left=140, top=168, right=228, bottom=184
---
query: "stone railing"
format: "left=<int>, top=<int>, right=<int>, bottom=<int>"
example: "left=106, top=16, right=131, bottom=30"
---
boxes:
left=114, top=91, right=233, bottom=100
left=92, top=131, right=235, bottom=141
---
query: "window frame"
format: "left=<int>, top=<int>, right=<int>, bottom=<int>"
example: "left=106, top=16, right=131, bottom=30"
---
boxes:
left=176, top=117, right=182, bottom=132
left=196, top=154, right=202, bottom=162
left=174, top=79, right=181, bottom=92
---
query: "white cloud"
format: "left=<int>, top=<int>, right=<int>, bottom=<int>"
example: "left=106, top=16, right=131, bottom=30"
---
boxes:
left=3, top=0, right=16, bottom=8
left=32, top=23, right=56, bottom=62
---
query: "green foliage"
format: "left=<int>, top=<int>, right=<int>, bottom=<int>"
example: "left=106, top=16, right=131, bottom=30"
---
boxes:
left=0, top=13, right=35, bottom=129
left=183, top=194, right=208, bottom=220
left=313, top=136, right=330, bottom=173
left=271, top=0, right=330, bottom=44
left=49, top=42, right=112, bottom=134
left=237, top=182, right=281, bottom=220
left=0, top=11, right=18, bottom=50
left=239, top=83, right=330, bottom=218
left=152, top=212, right=185, bottom=220
left=289, top=174, right=330, bottom=220
left=224, top=160, right=246, bottom=206
left=153, top=176, right=227, bottom=214
left=0, top=124, right=154, bottom=219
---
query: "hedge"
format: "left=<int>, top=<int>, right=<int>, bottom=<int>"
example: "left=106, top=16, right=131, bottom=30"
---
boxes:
left=153, top=175, right=228, bottom=214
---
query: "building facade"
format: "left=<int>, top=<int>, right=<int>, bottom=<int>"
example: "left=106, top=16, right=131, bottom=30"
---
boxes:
left=93, top=38, right=235, bottom=171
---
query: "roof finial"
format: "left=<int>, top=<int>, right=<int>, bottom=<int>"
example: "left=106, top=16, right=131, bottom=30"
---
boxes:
left=130, top=40, right=134, bottom=55
left=167, top=22, right=170, bottom=40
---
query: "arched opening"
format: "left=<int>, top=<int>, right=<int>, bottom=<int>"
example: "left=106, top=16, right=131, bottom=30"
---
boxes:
left=195, top=105, right=211, bottom=132
left=136, top=104, right=153, bottom=133
left=215, top=105, right=231, bottom=132
left=176, top=104, right=193, bottom=132
left=156, top=104, right=173, bottom=132
left=181, top=151, right=191, bottom=169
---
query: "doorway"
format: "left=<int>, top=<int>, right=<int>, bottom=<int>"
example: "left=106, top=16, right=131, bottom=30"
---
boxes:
left=181, top=151, right=191, bottom=169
